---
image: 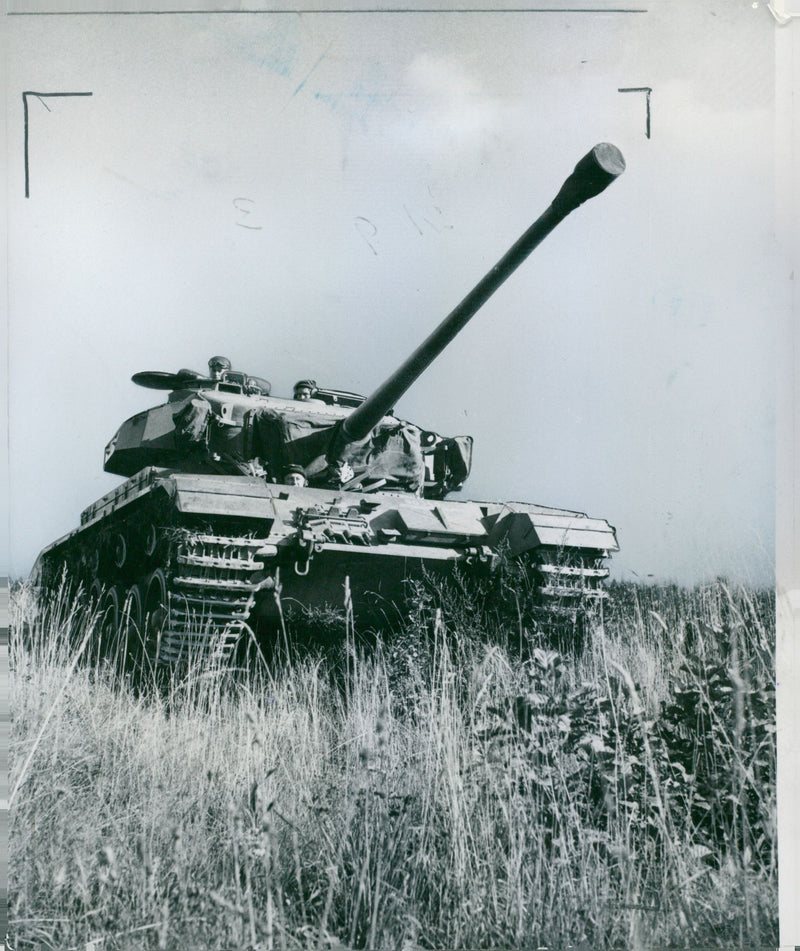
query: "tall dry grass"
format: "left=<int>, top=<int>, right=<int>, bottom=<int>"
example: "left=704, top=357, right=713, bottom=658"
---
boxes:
left=9, top=574, right=777, bottom=950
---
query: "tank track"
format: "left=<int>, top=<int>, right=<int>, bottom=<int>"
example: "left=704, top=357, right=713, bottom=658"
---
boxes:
left=532, top=549, right=609, bottom=630
left=155, top=532, right=275, bottom=667
left=37, top=523, right=278, bottom=671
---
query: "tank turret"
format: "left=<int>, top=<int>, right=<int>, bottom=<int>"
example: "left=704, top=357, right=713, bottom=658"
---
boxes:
left=34, top=145, right=625, bottom=670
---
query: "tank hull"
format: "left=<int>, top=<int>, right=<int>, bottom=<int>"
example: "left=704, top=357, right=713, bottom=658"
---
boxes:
left=34, top=467, right=618, bottom=666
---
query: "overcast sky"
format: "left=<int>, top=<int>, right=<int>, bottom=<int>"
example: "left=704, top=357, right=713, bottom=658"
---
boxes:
left=3, top=0, right=785, bottom=585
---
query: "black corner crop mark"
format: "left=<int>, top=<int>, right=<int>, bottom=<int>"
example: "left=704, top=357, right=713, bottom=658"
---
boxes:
left=618, top=86, right=652, bottom=138
left=23, top=91, right=93, bottom=198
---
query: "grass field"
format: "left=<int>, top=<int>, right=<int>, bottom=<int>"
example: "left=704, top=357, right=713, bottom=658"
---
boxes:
left=9, top=574, right=777, bottom=950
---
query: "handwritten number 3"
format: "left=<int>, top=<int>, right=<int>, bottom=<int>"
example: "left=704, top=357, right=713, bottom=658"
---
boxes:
left=233, top=197, right=263, bottom=230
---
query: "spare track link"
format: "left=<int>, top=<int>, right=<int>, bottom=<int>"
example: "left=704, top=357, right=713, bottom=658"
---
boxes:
left=158, top=533, right=274, bottom=667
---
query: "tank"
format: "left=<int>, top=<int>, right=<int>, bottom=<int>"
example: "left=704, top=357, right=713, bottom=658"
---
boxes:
left=33, top=144, right=624, bottom=667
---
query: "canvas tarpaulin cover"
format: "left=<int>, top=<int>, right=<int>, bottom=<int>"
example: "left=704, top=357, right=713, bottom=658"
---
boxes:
left=249, top=408, right=425, bottom=492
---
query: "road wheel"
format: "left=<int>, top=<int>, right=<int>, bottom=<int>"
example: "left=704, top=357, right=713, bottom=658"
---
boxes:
left=84, top=548, right=100, bottom=582
left=86, top=580, right=104, bottom=663
left=89, top=578, right=103, bottom=604
left=120, top=584, right=144, bottom=670
left=98, top=587, right=121, bottom=660
left=143, top=569, right=168, bottom=669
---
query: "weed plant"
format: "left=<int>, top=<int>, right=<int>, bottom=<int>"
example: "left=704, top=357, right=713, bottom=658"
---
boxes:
left=9, top=574, right=777, bottom=950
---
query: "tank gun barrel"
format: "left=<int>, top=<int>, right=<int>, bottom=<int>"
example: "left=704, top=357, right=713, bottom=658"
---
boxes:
left=330, top=143, right=624, bottom=457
